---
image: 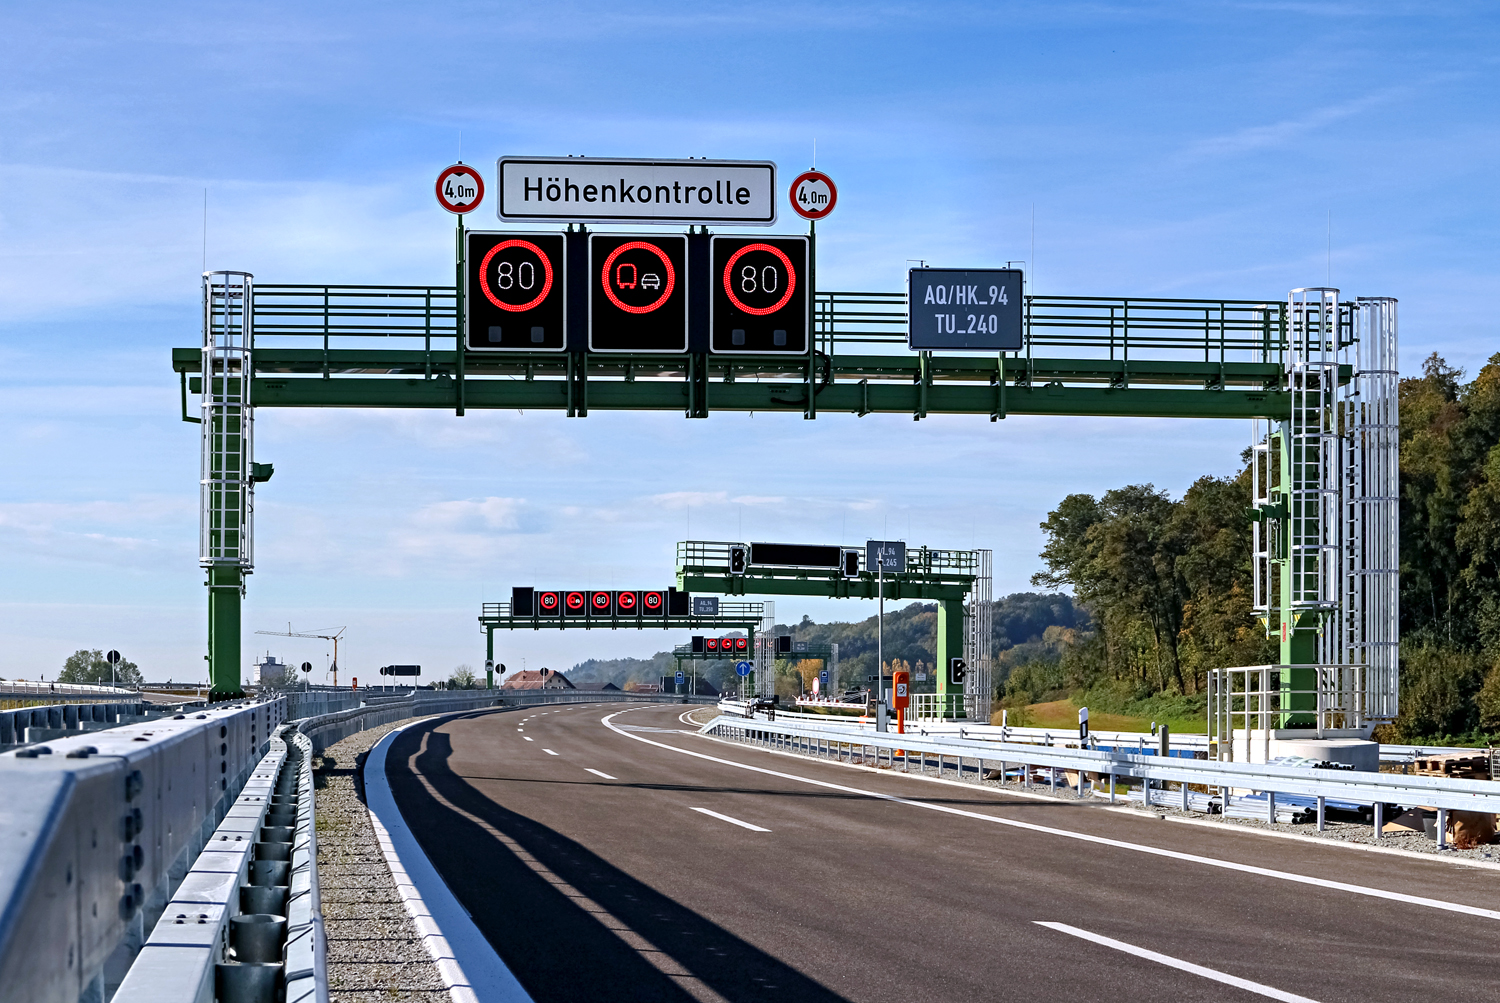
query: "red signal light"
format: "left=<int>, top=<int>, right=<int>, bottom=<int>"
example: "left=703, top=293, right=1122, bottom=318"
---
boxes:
left=564, top=591, right=587, bottom=616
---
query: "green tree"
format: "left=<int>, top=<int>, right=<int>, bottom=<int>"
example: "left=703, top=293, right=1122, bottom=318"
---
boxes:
left=448, top=664, right=477, bottom=690
left=58, top=649, right=142, bottom=686
left=1032, top=471, right=1270, bottom=697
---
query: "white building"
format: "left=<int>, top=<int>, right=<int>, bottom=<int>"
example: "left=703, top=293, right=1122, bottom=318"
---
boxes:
left=253, top=654, right=287, bottom=686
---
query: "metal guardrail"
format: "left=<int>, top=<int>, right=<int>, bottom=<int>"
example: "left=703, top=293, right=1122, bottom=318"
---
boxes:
left=113, top=725, right=320, bottom=1003
left=723, top=702, right=1452, bottom=764
left=0, top=698, right=153, bottom=746
left=0, top=698, right=287, bottom=1003
left=706, top=713, right=1500, bottom=817
left=0, top=688, right=750, bottom=1003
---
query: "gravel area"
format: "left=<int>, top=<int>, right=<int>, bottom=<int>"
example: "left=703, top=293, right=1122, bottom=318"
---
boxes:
left=733, top=735, right=1500, bottom=867
left=314, top=718, right=451, bottom=1003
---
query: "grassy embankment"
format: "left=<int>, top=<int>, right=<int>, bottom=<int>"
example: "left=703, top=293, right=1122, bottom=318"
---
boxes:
left=991, top=698, right=1206, bottom=736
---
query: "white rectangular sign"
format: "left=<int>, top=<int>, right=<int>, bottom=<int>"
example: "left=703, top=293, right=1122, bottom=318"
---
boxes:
left=497, top=157, right=777, bottom=225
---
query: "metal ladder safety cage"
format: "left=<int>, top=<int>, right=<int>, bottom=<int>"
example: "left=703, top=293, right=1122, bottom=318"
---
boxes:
left=755, top=602, right=776, bottom=699
left=1286, top=288, right=1344, bottom=660
left=201, top=271, right=255, bottom=570
left=1233, top=290, right=1398, bottom=753
left=962, top=549, right=993, bottom=722
left=1345, top=298, right=1400, bottom=722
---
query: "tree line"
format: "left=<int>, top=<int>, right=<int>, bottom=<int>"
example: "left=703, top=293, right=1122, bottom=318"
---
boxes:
left=1004, top=352, right=1500, bottom=744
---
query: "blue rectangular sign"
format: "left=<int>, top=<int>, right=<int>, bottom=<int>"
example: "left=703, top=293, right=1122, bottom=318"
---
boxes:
left=907, top=268, right=1023, bottom=351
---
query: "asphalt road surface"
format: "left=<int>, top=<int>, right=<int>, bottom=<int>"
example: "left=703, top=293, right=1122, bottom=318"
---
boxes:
left=383, top=703, right=1500, bottom=1003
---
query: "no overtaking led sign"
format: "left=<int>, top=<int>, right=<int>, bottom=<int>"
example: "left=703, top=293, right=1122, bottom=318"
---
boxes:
left=497, top=157, right=777, bottom=225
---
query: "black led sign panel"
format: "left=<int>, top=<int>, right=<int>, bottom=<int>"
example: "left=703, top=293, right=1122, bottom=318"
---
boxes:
left=589, top=234, right=689, bottom=352
left=749, top=543, right=843, bottom=568
left=465, top=232, right=567, bottom=351
left=710, top=236, right=808, bottom=354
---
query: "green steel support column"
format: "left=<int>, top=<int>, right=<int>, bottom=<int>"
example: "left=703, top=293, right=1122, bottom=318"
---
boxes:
left=207, top=564, right=243, bottom=696
left=935, top=598, right=966, bottom=717
left=1275, top=422, right=1318, bottom=726
left=486, top=627, right=494, bottom=688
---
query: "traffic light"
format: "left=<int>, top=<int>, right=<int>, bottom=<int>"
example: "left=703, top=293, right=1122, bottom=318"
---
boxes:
left=841, top=549, right=860, bottom=579
left=613, top=590, right=639, bottom=616
left=590, top=234, right=689, bottom=352
left=728, top=545, right=747, bottom=574
left=564, top=591, right=587, bottom=617
left=466, top=232, right=567, bottom=351
left=536, top=591, right=561, bottom=617
left=948, top=657, right=967, bottom=686
left=710, top=236, right=809, bottom=354
left=641, top=590, right=666, bottom=616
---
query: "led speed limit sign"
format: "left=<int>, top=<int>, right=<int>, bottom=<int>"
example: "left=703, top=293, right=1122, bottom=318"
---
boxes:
left=464, top=232, right=566, bottom=351
left=710, top=235, right=809, bottom=354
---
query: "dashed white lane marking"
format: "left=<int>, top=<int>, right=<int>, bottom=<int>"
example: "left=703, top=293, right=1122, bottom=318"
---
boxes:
left=585, top=768, right=617, bottom=780
left=1035, top=923, right=1319, bottom=1002
left=523, top=737, right=533, bottom=742
left=544, top=749, right=559, bottom=756
left=601, top=711, right=1500, bottom=922
left=688, top=806, right=771, bottom=832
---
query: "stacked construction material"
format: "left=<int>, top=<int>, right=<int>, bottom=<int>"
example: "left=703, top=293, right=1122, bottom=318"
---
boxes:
left=1412, top=752, right=1491, bottom=781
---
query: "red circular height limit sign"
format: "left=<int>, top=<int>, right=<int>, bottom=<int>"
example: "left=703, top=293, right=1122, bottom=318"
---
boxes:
left=435, top=163, right=484, bottom=213
left=789, top=170, right=836, bottom=220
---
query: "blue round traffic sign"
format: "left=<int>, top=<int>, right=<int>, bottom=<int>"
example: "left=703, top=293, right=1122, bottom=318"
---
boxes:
left=735, top=661, right=753, bottom=677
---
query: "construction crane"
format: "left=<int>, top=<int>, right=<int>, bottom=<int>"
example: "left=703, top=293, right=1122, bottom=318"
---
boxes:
left=254, top=624, right=347, bottom=687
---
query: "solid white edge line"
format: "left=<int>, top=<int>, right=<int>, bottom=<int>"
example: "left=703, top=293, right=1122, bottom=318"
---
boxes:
left=1034, top=922, right=1319, bottom=1003
left=584, top=768, right=617, bottom=780
left=688, top=806, right=771, bottom=832
left=600, top=710, right=1500, bottom=922
left=366, top=718, right=535, bottom=1003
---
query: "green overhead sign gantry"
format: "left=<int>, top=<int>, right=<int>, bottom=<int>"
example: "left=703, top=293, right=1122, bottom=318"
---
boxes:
left=182, top=226, right=1391, bottom=732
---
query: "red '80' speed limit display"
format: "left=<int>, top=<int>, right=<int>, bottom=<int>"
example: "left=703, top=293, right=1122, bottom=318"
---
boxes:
left=465, top=231, right=566, bottom=351
left=710, top=235, right=809, bottom=354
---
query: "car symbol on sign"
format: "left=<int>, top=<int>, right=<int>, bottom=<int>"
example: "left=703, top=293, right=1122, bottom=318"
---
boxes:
left=640, top=273, right=660, bottom=290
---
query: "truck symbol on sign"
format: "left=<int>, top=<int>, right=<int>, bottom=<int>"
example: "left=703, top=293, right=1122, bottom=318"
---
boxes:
left=616, top=263, right=637, bottom=289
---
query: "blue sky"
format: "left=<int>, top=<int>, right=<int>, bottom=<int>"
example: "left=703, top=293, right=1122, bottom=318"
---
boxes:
left=1, top=2, right=1496, bottom=684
